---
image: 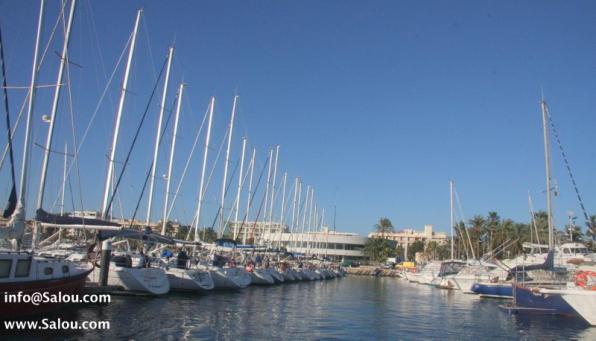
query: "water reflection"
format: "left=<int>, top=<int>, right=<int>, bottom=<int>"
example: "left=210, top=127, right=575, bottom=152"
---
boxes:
left=5, top=277, right=595, bottom=340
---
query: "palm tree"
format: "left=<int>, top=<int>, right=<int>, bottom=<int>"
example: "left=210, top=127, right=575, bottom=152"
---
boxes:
left=374, top=217, right=394, bottom=238
left=586, top=215, right=596, bottom=240
left=485, top=211, right=500, bottom=253
left=469, top=215, right=485, bottom=259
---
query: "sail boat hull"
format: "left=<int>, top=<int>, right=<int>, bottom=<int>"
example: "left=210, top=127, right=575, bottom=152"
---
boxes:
left=0, top=252, right=93, bottom=318
left=165, top=267, right=214, bottom=291
left=89, top=265, right=170, bottom=295
left=249, top=269, right=275, bottom=285
left=513, top=285, right=577, bottom=316
left=209, top=267, right=251, bottom=289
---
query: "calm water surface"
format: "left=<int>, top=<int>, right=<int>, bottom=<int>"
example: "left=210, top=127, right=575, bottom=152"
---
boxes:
left=8, top=276, right=596, bottom=340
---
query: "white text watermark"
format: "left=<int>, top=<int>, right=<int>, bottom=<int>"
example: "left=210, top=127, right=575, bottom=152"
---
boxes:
left=3, top=318, right=110, bottom=331
left=3, top=291, right=111, bottom=306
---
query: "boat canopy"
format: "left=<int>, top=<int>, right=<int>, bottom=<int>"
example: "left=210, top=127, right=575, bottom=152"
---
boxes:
left=36, top=208, right=120, bottom=228
left=97, top=227, right=175, bottom=245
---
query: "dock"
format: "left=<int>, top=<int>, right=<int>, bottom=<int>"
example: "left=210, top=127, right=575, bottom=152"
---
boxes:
left=345, top=266, right=402, bottom=278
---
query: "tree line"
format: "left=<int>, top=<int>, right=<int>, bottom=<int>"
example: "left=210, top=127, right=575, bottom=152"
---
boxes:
left=364, top=213, right=596, bottom=263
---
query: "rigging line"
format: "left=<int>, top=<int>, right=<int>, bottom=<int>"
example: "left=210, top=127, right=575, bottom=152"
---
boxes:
left=64, top=34, right=86, bottom=217
left=200, top=127, right=229, bottom=210
left=141, top=16, right=157, bottom=83
left=104, top=55, right=168, bottom=216
left=209, top=159, right=239, bottom=235
left=47, top=3, right=86, bottom=220
left=0, top=0, right=68, bottom=173
left=2, top=84, right=65, bottom=89
left=281, top=179, right=296, bottom=227
left=453, top=187, right=474, bottom=259
left=0, top=26, right=17, bottom=218
left=235, top=156, right=265, bottom=241
left=128, top=91, right=177, bottom=227
left=84, top=0, right=115, bottom=110
left=547, top=109, right=593, bottom=236
left=33, top=142, right=74, bottom=156
left=222, top=155, right=255, bottom=239
left=0, top=90, right=27, bottom=172
left=166, top=103, right=209, bottom=220
left=59, top=31, right=131, bottom=194
left=528, top=191, right=541, bottom=246
left=242, top=156, right=269, bottom=241
left=36, top=0, right=67, bottom=73
left=232, top=155, right=256, bottom=239
left=66, top=169, right=75, bottom=213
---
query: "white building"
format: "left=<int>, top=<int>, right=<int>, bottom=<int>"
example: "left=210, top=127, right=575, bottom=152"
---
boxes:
left=368, top=224, right=448, bottom=247
left=226, top=221, right=287, bottom=243
left=261, top=228, right=366, bottom=258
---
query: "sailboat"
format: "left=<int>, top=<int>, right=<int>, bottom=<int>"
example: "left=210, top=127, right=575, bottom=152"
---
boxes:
left=504, top=99, right=578, bottom=316
left=0, top=0, right=93, bottom=318
left=32, top=8, right=174, bottom=296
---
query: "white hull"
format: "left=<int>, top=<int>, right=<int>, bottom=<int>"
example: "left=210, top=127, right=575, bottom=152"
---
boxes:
left=542, top=288, right=596, bottom=326
left=209, top=267, right=251, bottom=289
left=268, top=268, right=285, bottom=283
left=281, top=269, right=297, bottom=281
left=249, top=269, right=275, bottom=285
left=91, top=266, right=170, bottom=295
left=561, top=291, right=596, bottom=325
left=165, top=267, right=214, bottom=291
left=295, top=269, right=311, bottom=280
left=298, top=269, right=317, bottom=280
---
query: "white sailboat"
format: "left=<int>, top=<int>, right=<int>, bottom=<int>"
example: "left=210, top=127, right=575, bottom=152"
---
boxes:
left=0, top=0, right=94, bottom=318
left=93, top=9, right=169, bottom=295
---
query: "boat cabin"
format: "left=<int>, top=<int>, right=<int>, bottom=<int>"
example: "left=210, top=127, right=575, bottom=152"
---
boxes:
left=0, top=251, right=83, bottom=283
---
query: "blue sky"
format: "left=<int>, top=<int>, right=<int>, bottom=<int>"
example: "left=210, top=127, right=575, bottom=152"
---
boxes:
left=0, top=0, right=595, bottom=236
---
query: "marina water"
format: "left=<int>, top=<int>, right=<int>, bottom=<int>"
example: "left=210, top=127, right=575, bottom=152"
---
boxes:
left=8, top=276, right=596, bottom=340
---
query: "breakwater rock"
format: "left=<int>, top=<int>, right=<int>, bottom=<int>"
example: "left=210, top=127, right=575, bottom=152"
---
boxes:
left=345, top=266, right=402, bottom=277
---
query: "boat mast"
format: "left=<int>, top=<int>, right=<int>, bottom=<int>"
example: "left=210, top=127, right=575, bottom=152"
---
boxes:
left=450, top=180, right=454, bottom=260
left=101, top=9, right=142, bottom=219
left=219, top=95, right=237, bottom=236
left=195, top=97, right=215, bottom=241
left=541, top=99, right=554, bottom=250
left=233, top=137, right=247, bottom=239
left=161, top=83, right=183, bottom=234
left=20, top=0, right=46, bottom=249
left=278, top=171, right=287, bottom=249
left=61, top=144, right=67, bottom=215
left=528, top=191, right=541, bottom=245
left=307, top=188, right=315, bottom=251
left=311, top=204, right=317, bottom=253
left=268, top=145, right=279, bottom=237
left=300, top=185, right=310, bottom=235
left=146, top=46, right=174, bottom=225
left=262, top=147, right=273, bottom=241
left=36, top=0, right=76, bottom=212
left=291, top=177, right=298, bottom=231
left=242, top=147, right=255, bottom=244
